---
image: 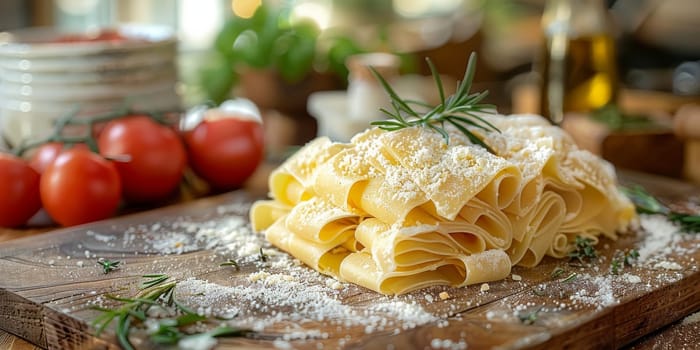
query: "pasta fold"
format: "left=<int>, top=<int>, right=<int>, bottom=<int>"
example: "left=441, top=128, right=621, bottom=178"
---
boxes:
left=249, top=114, right=636, bottom=295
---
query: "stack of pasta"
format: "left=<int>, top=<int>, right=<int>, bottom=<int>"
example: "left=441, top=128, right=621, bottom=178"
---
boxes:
left=250, top=114, right=636, bottom=295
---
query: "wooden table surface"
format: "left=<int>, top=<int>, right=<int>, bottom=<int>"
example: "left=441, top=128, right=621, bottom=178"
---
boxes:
left=0, top=162, right=275, bottom=350
left=1, top=167, right=699, bottom=350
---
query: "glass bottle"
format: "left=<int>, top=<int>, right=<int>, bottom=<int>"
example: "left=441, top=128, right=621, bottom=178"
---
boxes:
left=539, top=0, right=619, bottom=124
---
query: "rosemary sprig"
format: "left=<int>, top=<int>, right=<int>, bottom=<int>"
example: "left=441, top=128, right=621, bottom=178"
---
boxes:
left=141, top=273, right=170, bottom=289
left=92, top=274, right=249, bottom=349
left=621, top=185, right=700, bottom=233
left=92, top=274, right=176, bottom=350
left=568, top=236, right=597, bottom=264
left=669, top=212, right=700, bottom=233
left=97, top=259, right=121, bottom=274
left=148, top=315, right=249, bottom=346
left=369, top=53, right=499, bottom=152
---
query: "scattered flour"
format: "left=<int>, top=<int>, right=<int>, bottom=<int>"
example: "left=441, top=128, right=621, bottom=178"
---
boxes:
left=653, top=261, right=683, bottom=271
left=682, top=311, right=700, bottom=325
left=175, top=256, right=438, bottom=338
left=569, top=275, right=618, bottom=309
left=622, top=274, right=642, bottom=284
left=177, top=334, right=216, bottom=350
left=637, top=214, right=679, bottom=262
left=80, top=202, right=699, bottom=348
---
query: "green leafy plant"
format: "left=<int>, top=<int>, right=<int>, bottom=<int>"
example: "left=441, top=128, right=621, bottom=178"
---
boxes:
left=201, top=4, right=366, bottom=104
left=370, top=53, right=499, bottom=152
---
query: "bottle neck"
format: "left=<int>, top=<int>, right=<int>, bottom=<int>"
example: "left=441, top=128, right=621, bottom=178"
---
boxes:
left=543, top=0, right=610, bottom=38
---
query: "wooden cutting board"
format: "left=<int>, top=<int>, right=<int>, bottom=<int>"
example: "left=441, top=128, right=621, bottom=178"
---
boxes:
left=1, top=171, right=699, bottom=350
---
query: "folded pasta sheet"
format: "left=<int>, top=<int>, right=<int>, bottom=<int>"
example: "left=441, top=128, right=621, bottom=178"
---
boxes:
left=250, top=114, right=636, bottom=295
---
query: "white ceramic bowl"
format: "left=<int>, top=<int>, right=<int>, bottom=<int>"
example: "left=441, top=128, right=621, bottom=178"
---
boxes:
left=0, top=25, right=175, bottom=58
left=0, top=64, right=177, bottom=85
left=0, top=24, right=180, bottom=146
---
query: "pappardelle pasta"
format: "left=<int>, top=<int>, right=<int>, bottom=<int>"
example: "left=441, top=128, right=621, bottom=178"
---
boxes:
left=250, top=114, right=636, bottom=295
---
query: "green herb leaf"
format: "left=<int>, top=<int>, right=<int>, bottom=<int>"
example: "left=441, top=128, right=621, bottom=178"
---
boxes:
left=620, top=185, right=669, bottom=215
left=207, top=325, right=252, bottom=338
left=568, top=236, right=597, bottom=263
left=92, top=274, right=251, bottom=349
left=610, top=259, right=621, bottom=275
left=550, top=266, right=566, bottom=279
left=669, top=212, right=700, bottom=233
left=611, top=249, right=640, bottom=275
left=141, top=274, right=169, bottom=289
left=220, top=259, right=240, bottom=270
left=97, top=259, right=121, bottom=274
left=560, top=272, right=577, bottom=283
left=623, top=249, right=639, bottom=266
left=176, top=313, right=207, bottom=327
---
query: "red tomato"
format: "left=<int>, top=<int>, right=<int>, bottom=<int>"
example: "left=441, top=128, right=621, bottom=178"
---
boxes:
left=41, top=148, right=121, bottom=226
left=98, top=115, right=187, bottom=203
left=0, top=154, right=41, bottom=228
left=29, top=142, right=88, bottom=174
left=183, top=114, right=264, bottom=191
left=52, top=30, right=131, bottom=44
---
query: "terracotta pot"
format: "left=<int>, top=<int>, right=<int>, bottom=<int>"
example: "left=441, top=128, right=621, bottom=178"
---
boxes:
left=236, top=68, right=343, bottom=115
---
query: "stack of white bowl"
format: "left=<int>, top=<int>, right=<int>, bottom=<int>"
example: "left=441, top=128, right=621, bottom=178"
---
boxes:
left=0, top=25, right=180, bottom=147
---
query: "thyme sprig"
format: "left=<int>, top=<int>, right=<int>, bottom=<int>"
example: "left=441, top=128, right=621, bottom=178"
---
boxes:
left=369, top=53, right=499, bottom=152
left=568, top=236, right=598, bottom=264
left=610, top=249, right=640, bottom=275
left=92, top=274, right=249, bottom=349
left=621, top=185, right=700, bottom=233
left=97, top=258, right=121, bottom=274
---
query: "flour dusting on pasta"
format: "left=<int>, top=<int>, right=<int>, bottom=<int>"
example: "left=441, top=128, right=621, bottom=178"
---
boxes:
left=250, top=114, right=636, bottom=295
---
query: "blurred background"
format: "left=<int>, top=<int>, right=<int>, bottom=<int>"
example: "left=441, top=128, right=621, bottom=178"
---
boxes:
left=1, top=0, right=700, bottom=182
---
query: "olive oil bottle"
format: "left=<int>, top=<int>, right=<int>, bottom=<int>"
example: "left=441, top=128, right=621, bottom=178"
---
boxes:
left=539, top=0, right=619, bottom=124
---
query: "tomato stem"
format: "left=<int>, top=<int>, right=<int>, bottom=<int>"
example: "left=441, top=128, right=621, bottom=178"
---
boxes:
left=11, top=104, right=180, bottom=157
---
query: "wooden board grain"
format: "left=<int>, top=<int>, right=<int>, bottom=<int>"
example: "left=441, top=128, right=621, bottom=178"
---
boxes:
left=0, top=172, right=699, bottom=350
